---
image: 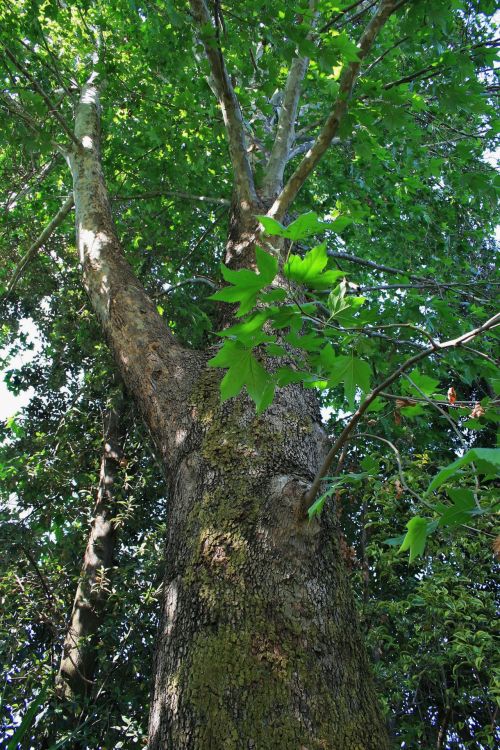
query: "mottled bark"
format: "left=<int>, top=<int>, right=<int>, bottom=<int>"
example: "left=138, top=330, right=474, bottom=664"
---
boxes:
left=67, top=75, right=389, bottom=749
left=147, top=371, right=390, bottom=749
left=57, top=406, right=123, bottom=698
left=67, top=76, right=202, bottom=477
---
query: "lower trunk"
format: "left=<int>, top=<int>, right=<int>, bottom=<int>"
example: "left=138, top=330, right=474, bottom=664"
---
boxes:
left=57, top=405, right=124, bottom=699
left=148, top=370, right=389, bottom=749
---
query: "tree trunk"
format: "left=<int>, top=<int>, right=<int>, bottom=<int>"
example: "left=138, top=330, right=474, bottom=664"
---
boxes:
left=68, top=77, right=389, bottom=750
left=148, top=364, right=389, bottom=749
left=57, top=404, right=124, bottom=699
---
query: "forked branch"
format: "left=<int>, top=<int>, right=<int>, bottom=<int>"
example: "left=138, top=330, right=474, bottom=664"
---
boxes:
left=268, top=0, right=399, bottom=220
left=261, top=0, right=317, bottom=199
left=189, top=0, right=257, bottom=206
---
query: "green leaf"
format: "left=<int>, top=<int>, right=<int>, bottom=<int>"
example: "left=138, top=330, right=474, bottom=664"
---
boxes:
left=284, top=244, right=345, bottom=289
left=255, top=245, right=278, bottom=281
left=402, top=369, right=440, bottom=397
left=257, top=212, right=351, bottom=242
left=307, top=492, right=328, bottom=520
left=283, top=211, right=333, bottom=240
left=209, top=248, right=277, bottom=316
left=437, top=488, right=477, bottom=528
left=327, top=280, right=351, bottom=317
left=257, top=215, right=287, bottom=237
left=325, top=353, right=371, bottom=408
left=208, top=340, right=274, bottom=413
left=399, top=516, right=429, bottom=563
left=425, top=448, right=500, bottom=495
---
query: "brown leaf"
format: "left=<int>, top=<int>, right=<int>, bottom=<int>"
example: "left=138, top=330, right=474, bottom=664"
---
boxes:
left=493, top=536, right=500, bottom=561
left=470, top=402, right=485, bottom=419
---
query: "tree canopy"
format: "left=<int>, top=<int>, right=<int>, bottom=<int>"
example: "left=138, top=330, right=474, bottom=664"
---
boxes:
left=0, top=1, right=498, bottom=748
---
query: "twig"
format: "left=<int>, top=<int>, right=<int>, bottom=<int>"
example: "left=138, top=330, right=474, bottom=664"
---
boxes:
left=301, top=312, right=500, bottom=513
left=362, top=35, right=410, bottom=75
left=354, top=432, right=426, bottom=505
left=403, top=374, right=481, bottom=506
left=171, top=206, right=227, bottom=274
left=2, top=47, right=81, bottom=148
left=112, top=190, right=230, bottom=206
left=153, top=276, right=217, bottom=298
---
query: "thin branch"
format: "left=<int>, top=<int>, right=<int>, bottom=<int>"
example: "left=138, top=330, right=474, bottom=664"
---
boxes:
left=337, top=0, right=378, bottom=31
left=355, top=432, right=425, bottom=504
left=327, top=249, right=430, bottom=281
left=153, top=276, right=217, bottom=298
left=261, top=0, right=317, bottom=198
left=461, top=344, right=498, bottom=366
left=3, top=157, right=58, bottom=212
left=301, top=312, right=500, bottom=512
left=171, top=205, right=227, bottom=274
left=112, top=190, right=230, bottom=206
left=2, top=47, right=81, bottom=149
left=188, top=0, right=257, bottom=205
left=5, top=195, right=74, bottom=296
left=403, top=375, right=466, bottom=447
left=378, top=392, right=496, bottom=408
left=362, top=34, right=410, bottom=75
left=268, top=0, right=400, bottom=220
left=320, top=0, right=368, bottom=33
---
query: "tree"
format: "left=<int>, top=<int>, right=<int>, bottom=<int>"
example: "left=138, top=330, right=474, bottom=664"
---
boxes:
left=0, top=1, right=498, bottom=748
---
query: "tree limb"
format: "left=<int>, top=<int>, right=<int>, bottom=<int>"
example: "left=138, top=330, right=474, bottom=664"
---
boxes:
left=301, top=311, right=500, bottom=513
left=261, top=0, right=317, bottom=199
left=188, top=0, right=257, bottom=205
left=268, top=0, right=399, bottom=220
left=112, top=190, right=230, bottom=206
left=5, top=194, right=74, bottom=296
left=2, top=47, right=81, bottom=149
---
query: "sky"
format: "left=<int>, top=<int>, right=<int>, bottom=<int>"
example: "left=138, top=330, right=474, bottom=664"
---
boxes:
left=0, top=319, right=40, bottom=421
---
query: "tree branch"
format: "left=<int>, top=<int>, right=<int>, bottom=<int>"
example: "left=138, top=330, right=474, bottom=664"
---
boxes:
left=2, top=47, right=81, bottom=149
left=154, top=276, right=217, bottom=298
left=301, top=312, right=500, bottom=513
left=112, top=190, right=230, bottom=206
left=268, top=0, right=399, bottom=220
left=188, top=0, right=257, bottom=205
left=261, top=0, right=317, bottom=199
left=4, top=194, right=74, bottom=296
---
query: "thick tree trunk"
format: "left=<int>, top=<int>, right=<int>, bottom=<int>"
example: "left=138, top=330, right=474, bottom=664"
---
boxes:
left=68, top=77, right=389, bottom=750
left=148, top=368, right=390, bottom=749
left=56, top=405, right=123, bottom=698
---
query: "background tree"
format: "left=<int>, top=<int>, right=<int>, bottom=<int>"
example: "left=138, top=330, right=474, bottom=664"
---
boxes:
left=0, top=1, right=498, bottom=748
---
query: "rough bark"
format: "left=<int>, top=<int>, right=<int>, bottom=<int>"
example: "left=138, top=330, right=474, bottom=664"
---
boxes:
left=67, top=75, right=389, bottom=749
left=56, top=405, right=124, bottom=698
left=147, top=366, right=390, bottom=749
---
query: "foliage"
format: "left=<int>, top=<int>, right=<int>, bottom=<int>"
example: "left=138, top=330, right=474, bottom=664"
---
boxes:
left=0, top=0, right=498, bottom=747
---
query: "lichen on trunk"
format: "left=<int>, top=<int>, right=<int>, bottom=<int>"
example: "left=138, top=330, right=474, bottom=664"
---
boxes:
left=148, top=368, right=389, bottom=750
